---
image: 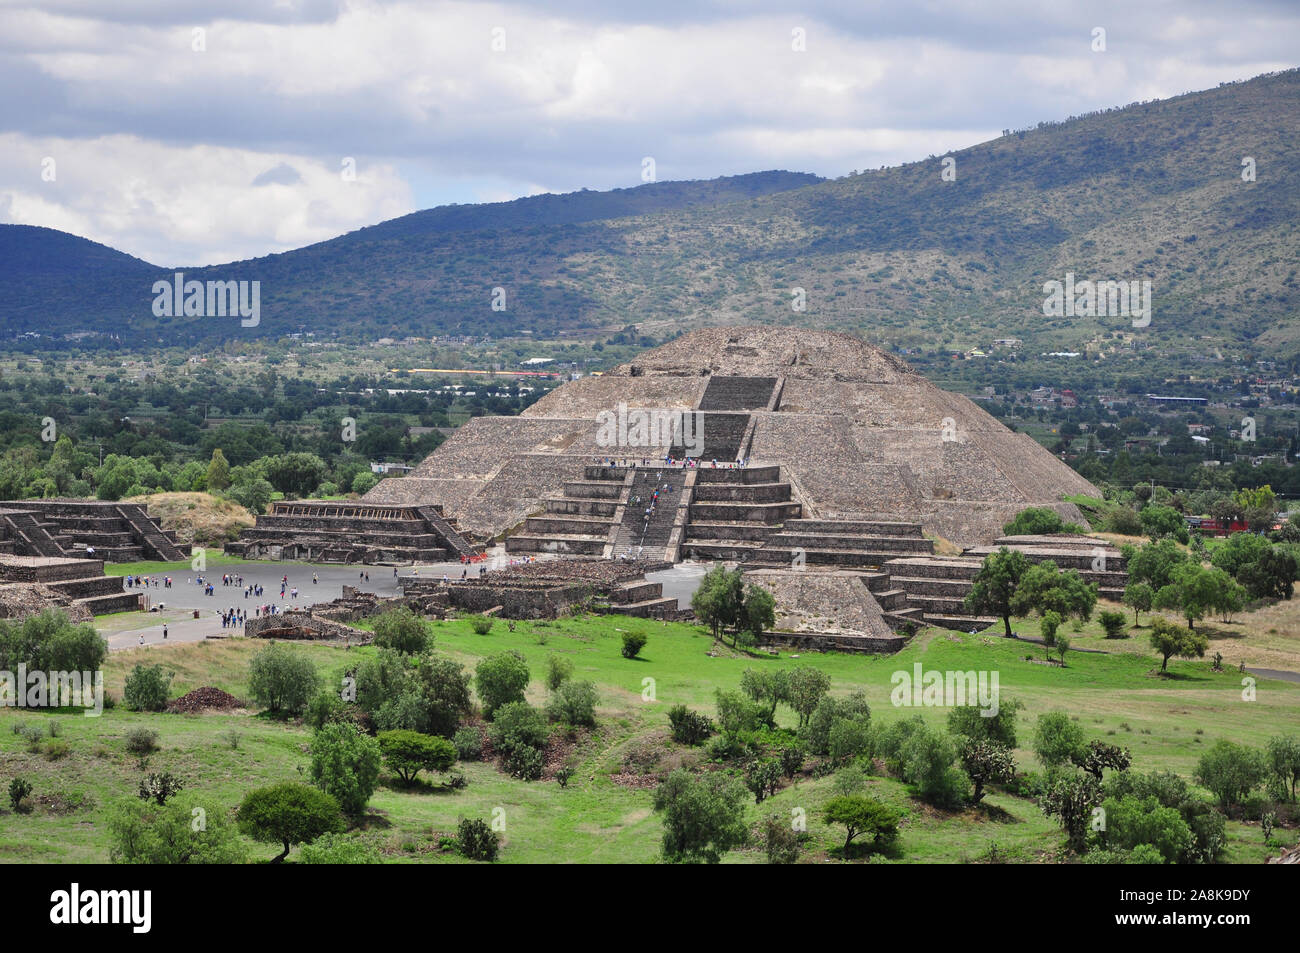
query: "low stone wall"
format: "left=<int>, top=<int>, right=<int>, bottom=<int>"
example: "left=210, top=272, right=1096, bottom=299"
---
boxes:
left=760, top=630, right=905, bottom=654
left=245, top=610, right=372, bottom=642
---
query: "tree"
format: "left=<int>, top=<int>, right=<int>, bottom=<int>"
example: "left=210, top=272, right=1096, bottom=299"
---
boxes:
left=1071, top=740, right=1131, bottom=781
left=651, top=769, right=749, bottom=864
left=1122, top=581, right=1154, bottom=625
left=1266, top=735, right=1300, bottom=801
left=959, top=738, right=1016, bottom=804
left=785, top=667, right=831, bottom=729
left=475, top=651, right=530, bottom=719
left=545, top=654, right=574, bottom=691
left=236, top=783, right=343, bottom=863
left=123, top=663, right=174, bottom=712
left=738, top=584, right=777, bottom=645
left=1010, top=561, right=1097, bottom=623
left=309, top=722, right=382, bottom=815
left=899, top=725, right=969, bottom=808
left=964, top=547, right=1031, bottom=637
left=822, top=795, right=901, bottom=854
left=1034, top=711, right=1086, bottom=768
left=1003, top=507, right=1084, bottom=536
left=377, top=730, right=456, bottom=783
left=690, top=564, right=743, bottom=641
left=1153, top=563, right=1228, bottom=630
left=371, top=606, right=432, bottom=654
left=1122, top=539, right=1189, bottom=591
left=743, top=758, right=782, bottom=803
left=264, top=452, right=328, bottom=498
left=946, top=698, right=1023, bottom=748
left=108, top=795, right=246, bottom=864
left=1140, top=504, right=1189, bottom=543
left=248, top=642, right=320, bottom=716
left=1194, top=741, right=1266, bottom=809
left=739, top=668, right=791, bottom=725
left=1039, top=773, right=1102, bottom=854
left=1237, top=548, right=1298, bottom=601
left=803, top=692, right=871, bottom=756
left=205, top=448, right=231, bottom=491
left=1148, top=618, right=1207, bottom=672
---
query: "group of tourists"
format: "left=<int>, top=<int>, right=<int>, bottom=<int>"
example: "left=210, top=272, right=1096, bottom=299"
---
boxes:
left=124, top=574, right=168, bottom=588
left=220, top=608, right=246, bottom=628
left=596, top=456, right=749, bottom=469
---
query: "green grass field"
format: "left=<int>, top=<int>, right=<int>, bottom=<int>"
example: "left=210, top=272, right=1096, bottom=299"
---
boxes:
left=1, top=615, right=1296, bottom=864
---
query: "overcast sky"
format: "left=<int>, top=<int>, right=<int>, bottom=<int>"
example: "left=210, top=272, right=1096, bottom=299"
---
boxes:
left=1, top=0, right=1296, bottom=266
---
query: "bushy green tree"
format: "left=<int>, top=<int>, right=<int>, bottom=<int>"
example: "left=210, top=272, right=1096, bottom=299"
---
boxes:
left=823, top=795, right=901, bottom=854
left=371, top=606, right=432, bottom=654
left=236, top=782, right=343, bottom=863
left=545, top=679, right=598, bottom=727
left=1195, top=741, right=1266, bottom=809
left=474, top=651, right=530, bottom=719
left=123, top=663, right=174, bottom=712
left=1148, top=617, right=1207, bottom=672
left=1034, top=711, right=1086, bottom=768
left=248, top=642, right=320, bottom=716
left=377, top=729, right=456, bottom=783
left=309, top=723, right=381, bottom=815
left=964, top=547, right=1031, bottom=637
left=651, top=769, right=749, bottom=864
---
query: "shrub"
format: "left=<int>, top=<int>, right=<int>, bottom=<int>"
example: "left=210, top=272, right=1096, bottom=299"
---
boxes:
left=248, top=642, right=321, bottom=716
left=1195, top=741, right=1267, bottom=809
left=899, top=725, right=969, bottom=808
left=503, top=745, right=545, bottom=781
left=470, top=616, right=494, bottom=635
left=304, top=690, right=345, bottom=731
left=17, top=723, right=44, bottom=751
left=803, top=692, right=871, bottom=756
left=371, top=606, right=433, bottom=654
left=377, top=730, right=456, bottom=784
left=456, top=817, right=500, bottom=861
left=827, top=718, right=873, bottom=765
left=123, top=663, right=174, bottom=712
left=124, top=727, right=159, bottom=755
left=621, top=631, right=647, bottom=659
left=297, top=832, right=381, bottom=864
left=545, top=654, right=574, bottom=691
left=475, top=651, right=530, bottom=719
left=8, top=777, right=32, bottom=812
left=1033, top=711, right=1085, bottom=768
left=545, top=680, right=598, bottom=728
left=1098, top=610, right=1128, bottom=639
left=138, top=772, right=185, bottom=806
left=309, top=723, right=382, bottom=816
left=108, top=795, right=246, bottom=864
left=488, top=701, right=549, bottom=780
left=237, top=782, right=344, bottom=863
left=667, top=704, right=714, bottom=746
left=761, top=813, right=801, bottom=864
left=452, top=726, right=483, bottom=761
left=743, top=758, right=783, bottom=803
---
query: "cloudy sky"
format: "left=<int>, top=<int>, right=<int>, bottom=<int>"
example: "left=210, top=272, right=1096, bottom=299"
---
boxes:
left=1, top=0, right=1296, bottom=266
